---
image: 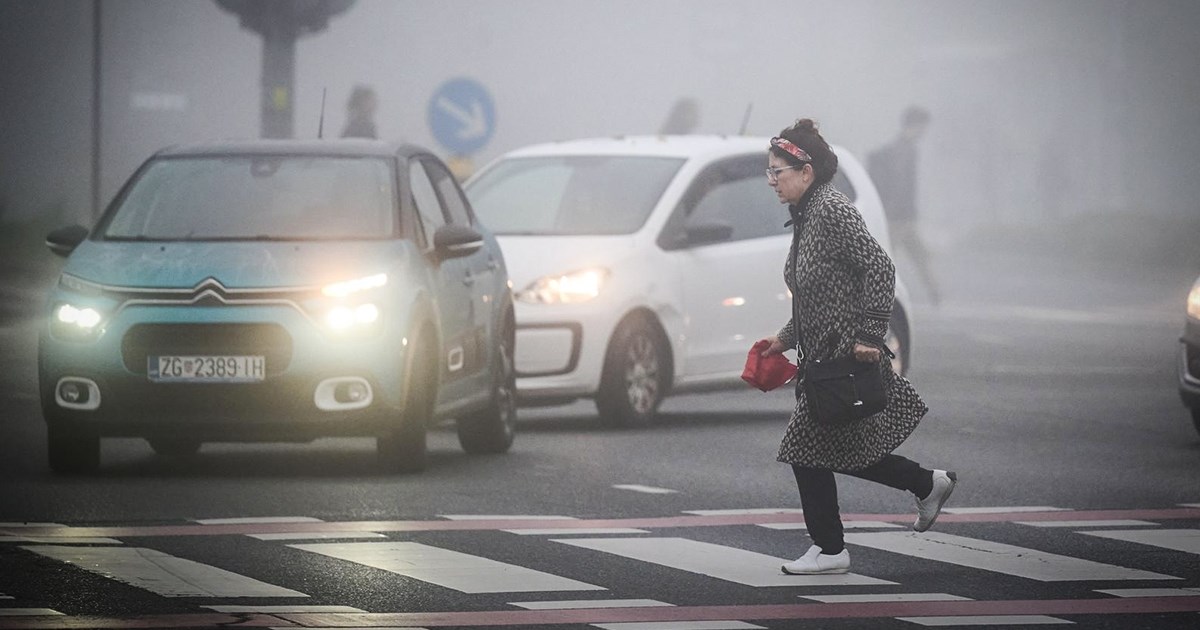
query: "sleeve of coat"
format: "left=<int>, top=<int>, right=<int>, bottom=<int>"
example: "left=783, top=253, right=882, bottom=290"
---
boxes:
left=823, top=200, right=895, bottom=349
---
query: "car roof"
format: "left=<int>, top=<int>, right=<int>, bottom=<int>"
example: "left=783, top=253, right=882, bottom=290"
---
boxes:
left=154, top=139, right=429, bottom=159
left=493, top=135, right=804, bottom=161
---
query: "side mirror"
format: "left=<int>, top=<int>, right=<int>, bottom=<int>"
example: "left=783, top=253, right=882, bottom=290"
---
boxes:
left=683, top=221, right=733, bottom=247
left=46, top=225, right=89, bottom=258
left=433, top=224, right=483, bottom=260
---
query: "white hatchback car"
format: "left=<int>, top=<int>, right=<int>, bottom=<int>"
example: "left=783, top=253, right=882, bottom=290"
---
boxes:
left=465, top=135, right=913, bottom=425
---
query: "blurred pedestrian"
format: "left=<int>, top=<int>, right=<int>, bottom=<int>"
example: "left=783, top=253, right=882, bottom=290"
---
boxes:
left=760, top=119, right=957, bottom=575
left=868, top=106, right=940, bottom=304
left=659, top=97, right=699, bottom=135
left=341, top=85, right=378, bottom=139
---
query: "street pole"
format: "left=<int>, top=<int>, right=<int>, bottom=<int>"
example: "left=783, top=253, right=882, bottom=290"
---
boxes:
left=91, top=0, right=102, bottom=221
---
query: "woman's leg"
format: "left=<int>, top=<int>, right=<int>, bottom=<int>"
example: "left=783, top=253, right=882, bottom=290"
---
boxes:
left=791, top=465, right=844, bottom=554
left=847, top=454, right=933, bottom=498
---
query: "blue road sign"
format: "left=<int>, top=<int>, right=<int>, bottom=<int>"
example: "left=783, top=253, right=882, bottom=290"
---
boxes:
left=428, top=78, right=495, bottom=155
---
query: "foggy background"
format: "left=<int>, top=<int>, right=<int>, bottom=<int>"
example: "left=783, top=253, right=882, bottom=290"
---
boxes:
left=2, top=0, right=1198, bottom=258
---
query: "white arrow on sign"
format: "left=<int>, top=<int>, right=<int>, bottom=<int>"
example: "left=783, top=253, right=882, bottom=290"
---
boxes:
left=436, top=96, right=487, bottom=140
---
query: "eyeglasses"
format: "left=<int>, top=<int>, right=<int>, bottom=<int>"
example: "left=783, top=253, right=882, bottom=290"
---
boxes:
left=766, top=164, right=805, bottom=181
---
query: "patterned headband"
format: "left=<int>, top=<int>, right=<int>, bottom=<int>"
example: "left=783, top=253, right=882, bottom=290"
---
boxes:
left=770, top=137, right=812, bottom=163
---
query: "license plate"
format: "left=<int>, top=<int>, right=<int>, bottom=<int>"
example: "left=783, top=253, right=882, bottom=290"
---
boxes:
left=148, top=355, right=266, bottom=383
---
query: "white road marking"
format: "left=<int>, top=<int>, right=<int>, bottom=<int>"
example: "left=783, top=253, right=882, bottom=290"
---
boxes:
left=504, top=528, right=650, bottom=536
left=759, top=521, right=904, bottom=530
left=1013, top=520, right=1159, bottom=528
left=1082, top=529, right=1200, bottom=554
left=509, top=599, right=673, bottom=610
left=844, top=532, right=1178, bottom=582
left=1095, top=587, right=1200, bottom=598
left=1178, top=503, right=1200, bottom=508
left=0, top=536, right=122, bottom=544
left=0, top=523, right=66, bottom=528
left=195, top=516, right=324, bottom=524
left=438, top=514, right=575, bottom=520
left=800, top=593, right=972, bottom=603
left=896, top=615, right=1072, bottom=626
left=942, top=506, right=1069, bottom=514
left=0, top=609, right=64, bottom=616
left=682, top=509, right=802, bottom=516
left=613, top=485, right=678, bottom=494
left=593, top=623, right=764, bottom=630
left=22, top=546, right=307, bottom=597
left=249, top=532, right=388, bottom=541
left=204, top=605, right=366, bottom=613
left=554, top=537, right=894, bottom=587
left=290, top=541, right=603, bottom=593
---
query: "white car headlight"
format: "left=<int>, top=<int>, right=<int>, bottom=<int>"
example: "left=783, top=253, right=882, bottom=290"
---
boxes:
left=1188, top=277, right=1200, bottom=321
left=516, top=268, right=609, bottom=304
left=51, top=303, right=106, bottom=340
left=326, top=303, right=380, bottom=331
left=322, top=273, right=387, bottom=298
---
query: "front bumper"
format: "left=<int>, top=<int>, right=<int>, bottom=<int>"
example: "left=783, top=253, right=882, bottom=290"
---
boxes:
left=512, top=301, right=616, bottom=401
left=1178, top=319, right=1200, bottom=407
left=38, top=302, right=408, bottom=440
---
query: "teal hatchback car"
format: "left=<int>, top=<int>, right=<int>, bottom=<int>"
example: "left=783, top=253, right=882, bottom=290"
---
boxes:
left=39, top=140, right=516, bottom=473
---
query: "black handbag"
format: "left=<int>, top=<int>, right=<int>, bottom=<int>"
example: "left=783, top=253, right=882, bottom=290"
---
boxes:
left=803, top=355, right=889, bottom=425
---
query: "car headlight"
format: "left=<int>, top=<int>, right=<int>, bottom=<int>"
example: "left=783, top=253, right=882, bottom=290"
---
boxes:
left=51, top=302, right=106, bottom=341
left=516, top=268, right=609, bottom=304
left=1188, top=277, right=1200, bottom=320
left=319, top=273, right=386, bottom=334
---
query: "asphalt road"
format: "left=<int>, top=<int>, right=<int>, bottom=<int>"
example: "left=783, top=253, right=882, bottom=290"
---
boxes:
left=0, top=238, right=1197, bottom=629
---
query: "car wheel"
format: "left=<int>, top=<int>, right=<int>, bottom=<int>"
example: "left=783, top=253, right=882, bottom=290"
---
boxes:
left=378, top=334, right=433, bottom=473
left=47, top=426, right=99, bottom=474
left=1192, top=407, right=1200, bottom=437
left=457, top=325, right=516, bottom=454
left=596, top=314, right=669, bottom=426
left=146, top=438, right=202, bottom=457
left=886, top=312, right=910, bottom=376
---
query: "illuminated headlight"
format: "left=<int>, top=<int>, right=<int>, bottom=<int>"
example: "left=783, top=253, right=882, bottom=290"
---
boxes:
left=51, top=303, right=105, bottom=340
left=323, top=273, right=387, bottom=298
left=1188, top=277, right=1200, bottom=320
left=516, top=268, right=609, bottom=304
left=326, top=303, right=380, bottom=331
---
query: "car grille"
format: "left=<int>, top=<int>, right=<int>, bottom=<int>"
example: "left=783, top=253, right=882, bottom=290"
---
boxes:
left=121, top=323, right=292, bottom=376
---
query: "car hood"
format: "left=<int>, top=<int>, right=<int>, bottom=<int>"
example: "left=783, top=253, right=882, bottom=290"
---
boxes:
left=497, top=235, right=637, bottom=289
left=62, top=240, right=406, bottom=289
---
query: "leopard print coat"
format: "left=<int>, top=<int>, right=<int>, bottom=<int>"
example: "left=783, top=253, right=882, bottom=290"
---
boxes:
left=775, top=182, right=928, bottom=471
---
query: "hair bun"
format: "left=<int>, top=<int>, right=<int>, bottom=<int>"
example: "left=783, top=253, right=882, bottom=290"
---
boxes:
left=792, top=118, right=818, bottom=133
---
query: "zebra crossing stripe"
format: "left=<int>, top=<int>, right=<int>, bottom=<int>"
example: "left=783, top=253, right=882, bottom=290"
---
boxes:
left=896, top=615, right=1071, bottom=626
left=1095, top=588, right=1200, bottom=598
left=592, top=622, right=763, bottom=629
left=800, top=593, right=971, bottom=603
left=509, top=599, right=673, bottom=610
left=1013, top=520, right=1158, bottom=528
left=553, top=537, right=895, bottom=587
left=1082, top=529, right=1200, bottom=554
left=290, top=541, right=604, bottom=593
left=0, top=609, right=64, bottom=617
left=844, top=532, right=1179, bottom=581
left=21, top=546, right=308, bottom=598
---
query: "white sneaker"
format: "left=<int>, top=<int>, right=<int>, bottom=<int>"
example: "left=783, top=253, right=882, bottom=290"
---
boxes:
left=913, top=470, right=958, bottom=532
left=781, top=546, right=850, bottom=575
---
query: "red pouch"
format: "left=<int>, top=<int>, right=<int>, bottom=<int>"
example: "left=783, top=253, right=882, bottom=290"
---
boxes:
left=741, top=339, right=799, bottom=392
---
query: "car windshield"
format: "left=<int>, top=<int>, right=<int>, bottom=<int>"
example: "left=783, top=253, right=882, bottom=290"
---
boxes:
left=466, top=156, right=683, bottom=235
left=101, top=156, right=396, bottom=240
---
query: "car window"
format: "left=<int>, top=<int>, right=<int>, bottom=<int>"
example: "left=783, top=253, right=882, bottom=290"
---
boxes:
left=467, top=156, right=684, bottom=235
left=409, top=160, right=446, bottom=245
left=101, top=156, right=395, bottom=240
left=423, top=159, right=473, bottom=226
left=672, top=157, right=788, bottom=246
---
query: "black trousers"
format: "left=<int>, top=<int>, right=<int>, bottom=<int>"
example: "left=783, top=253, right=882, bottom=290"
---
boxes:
left=791, top=455, right=933, bottom=555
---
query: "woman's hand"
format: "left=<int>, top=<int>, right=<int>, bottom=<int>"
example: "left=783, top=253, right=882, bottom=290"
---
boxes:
left=761, top=336, right=788, bottom=356
left=853, top=342, right=882, bottom=363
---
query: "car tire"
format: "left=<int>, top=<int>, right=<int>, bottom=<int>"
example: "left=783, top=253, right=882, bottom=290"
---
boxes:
left=147, top=438, right=202, bottom=457
left=596, top=313, right=669, bottom=426
left=378, top=333, right=434, bottom=473
left=47, top=427, right=99, bottom=474
left=886, top=310, right=910, bottom=377
left=457, top=324, right=516, bottom=454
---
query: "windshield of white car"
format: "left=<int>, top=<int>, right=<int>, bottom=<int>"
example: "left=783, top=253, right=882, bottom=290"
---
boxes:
left=466, top=156, right=684, bottom=235
left=100, top=156, right=396, bottom=240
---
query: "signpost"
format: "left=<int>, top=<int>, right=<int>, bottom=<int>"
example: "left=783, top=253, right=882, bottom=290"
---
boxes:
left=428, top=77, right=495, bottom=156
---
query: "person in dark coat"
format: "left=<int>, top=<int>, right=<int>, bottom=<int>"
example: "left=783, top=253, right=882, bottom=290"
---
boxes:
left=341, top=85, right=378, bottom=139
left=759, top=119, right=957, bottom=575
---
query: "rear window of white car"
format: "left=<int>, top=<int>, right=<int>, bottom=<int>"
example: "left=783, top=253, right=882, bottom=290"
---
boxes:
left=101, top=156, right=396, bottom=241
left=467, top=156, right=683, bottom=235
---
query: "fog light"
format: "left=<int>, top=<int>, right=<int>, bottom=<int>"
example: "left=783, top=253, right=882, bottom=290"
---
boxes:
left=334, top=381, right=369, bottom=404
left=54, top=377, right=101, bottom=410
left=59, top=381, right=88, bottom=404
